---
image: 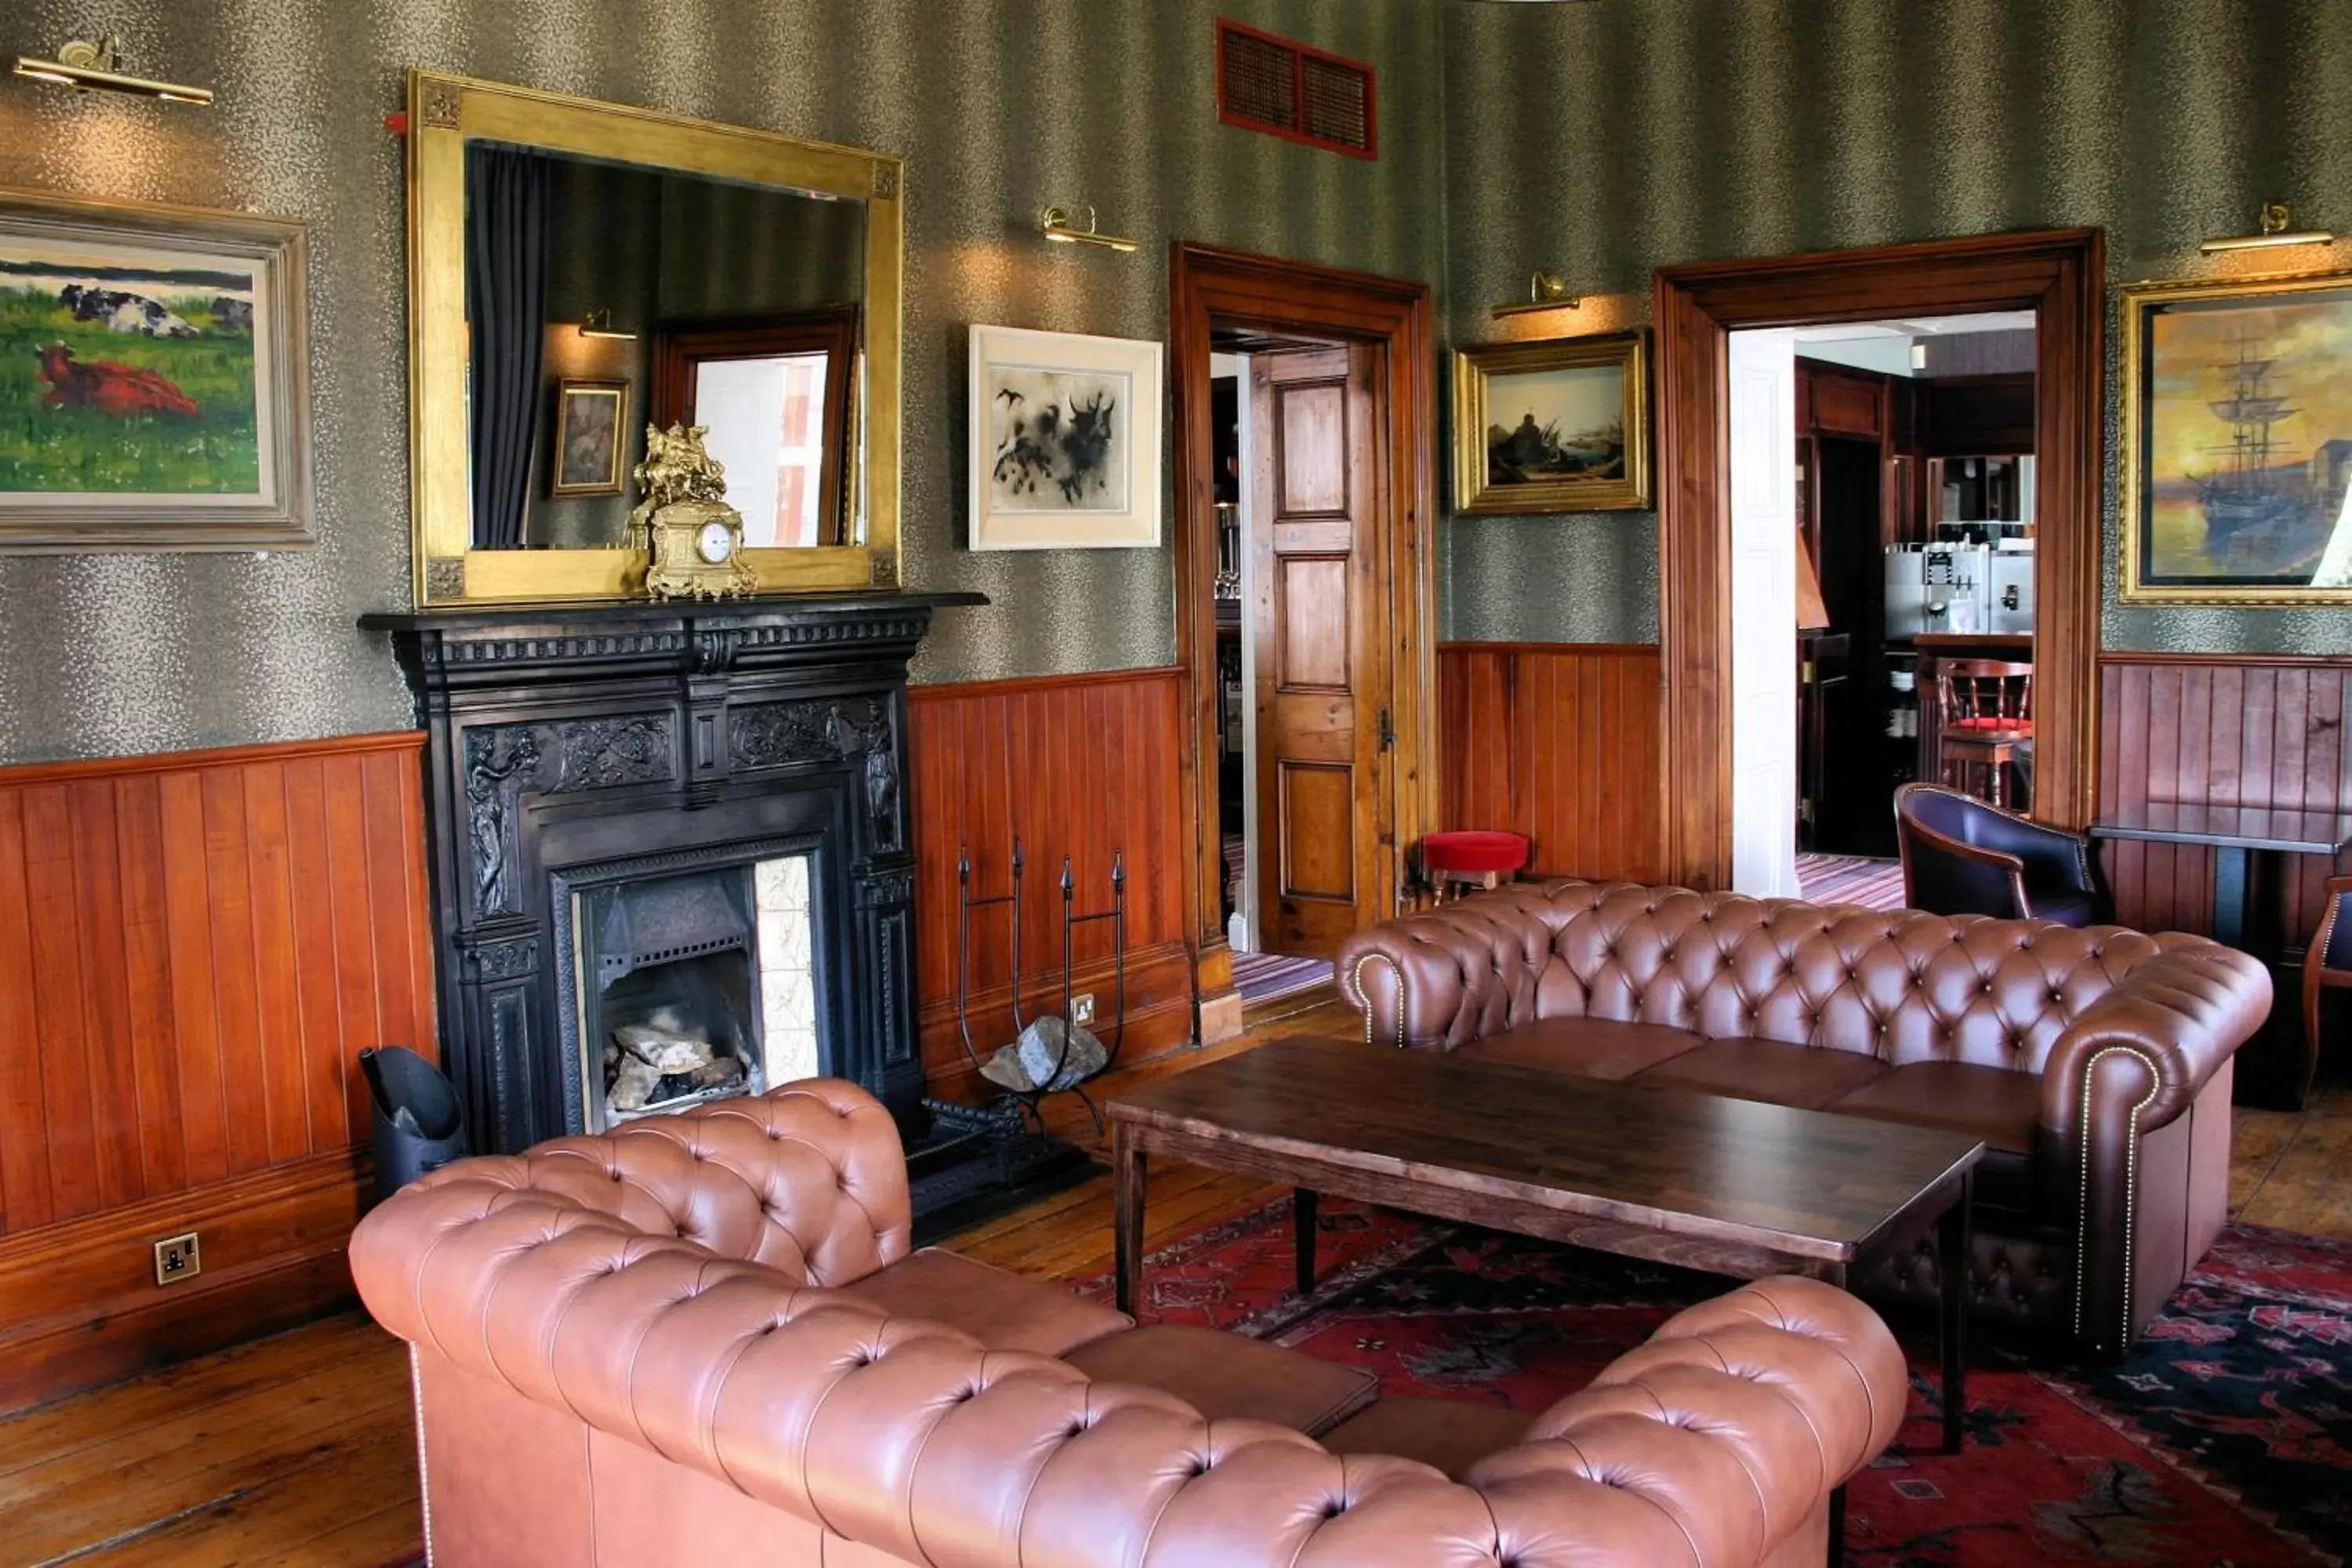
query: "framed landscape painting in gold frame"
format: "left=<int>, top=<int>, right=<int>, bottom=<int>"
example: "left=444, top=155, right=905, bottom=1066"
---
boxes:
left=2120, top=267, right=2352, bottom=604
left=1453, top=330, right=1650, bottom=514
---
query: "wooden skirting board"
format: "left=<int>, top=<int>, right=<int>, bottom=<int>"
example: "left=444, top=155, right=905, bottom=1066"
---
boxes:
left=0, top=1149, right=366, bottom=1415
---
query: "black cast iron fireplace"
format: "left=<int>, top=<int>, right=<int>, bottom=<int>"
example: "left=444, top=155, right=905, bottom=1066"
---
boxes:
left=363, top=595, right=982, bottom=1170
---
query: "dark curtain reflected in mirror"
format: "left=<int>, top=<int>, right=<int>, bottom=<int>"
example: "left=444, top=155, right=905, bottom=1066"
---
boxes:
left=466, top=144, right=550, bottom=549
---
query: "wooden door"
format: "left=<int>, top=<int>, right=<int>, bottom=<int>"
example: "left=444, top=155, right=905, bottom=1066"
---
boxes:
left=1249, top=344, right=1388, bottom=956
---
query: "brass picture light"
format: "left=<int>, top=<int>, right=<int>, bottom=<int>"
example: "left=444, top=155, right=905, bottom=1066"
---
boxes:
left=12, top=34, right=213, bottom=106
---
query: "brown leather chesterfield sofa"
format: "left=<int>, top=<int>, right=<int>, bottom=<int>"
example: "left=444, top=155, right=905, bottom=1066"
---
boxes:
left=1337, top=880, right=2272, bottom=1359
left=352, top=1078, right=1907, bottom=1567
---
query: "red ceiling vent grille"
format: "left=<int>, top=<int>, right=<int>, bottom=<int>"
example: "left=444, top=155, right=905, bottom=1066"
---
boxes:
left=1215, top=19, right=1377, bottom=160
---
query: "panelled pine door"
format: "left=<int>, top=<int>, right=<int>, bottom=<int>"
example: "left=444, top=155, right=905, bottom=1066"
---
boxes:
left=1250, top=344, right=1390, bottom=956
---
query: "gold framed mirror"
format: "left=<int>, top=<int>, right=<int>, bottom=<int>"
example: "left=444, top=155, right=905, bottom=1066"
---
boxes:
left=405, top=71, right=902, bottom=605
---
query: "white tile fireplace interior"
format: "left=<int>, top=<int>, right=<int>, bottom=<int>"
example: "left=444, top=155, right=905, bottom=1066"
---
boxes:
left=755, top=855, right=820, bottom=1083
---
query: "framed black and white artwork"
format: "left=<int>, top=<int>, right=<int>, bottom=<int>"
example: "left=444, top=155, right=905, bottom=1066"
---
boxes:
left=968, top=324, right=1162, bottom=550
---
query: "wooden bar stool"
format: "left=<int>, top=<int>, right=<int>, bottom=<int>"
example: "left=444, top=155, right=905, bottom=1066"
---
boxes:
left=1421, top=831, right=1531, bottom=903
left=1936, top=659, right=2034, bottom=809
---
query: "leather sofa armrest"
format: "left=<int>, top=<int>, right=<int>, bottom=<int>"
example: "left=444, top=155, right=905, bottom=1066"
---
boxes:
left=1466, top=1276, right=1907, bottom=1566
left=2036, top=938, right=2270, bottom=1357
left=1335, top=895, right=1559, bottom=1051
left=2038, top=938, right=2271, bottom=1141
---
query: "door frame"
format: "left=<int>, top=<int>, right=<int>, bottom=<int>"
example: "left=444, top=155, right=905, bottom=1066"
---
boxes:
left=1169, top=243, right=1437, bottom=989
left=1655, top=228, right=2104, bottom=888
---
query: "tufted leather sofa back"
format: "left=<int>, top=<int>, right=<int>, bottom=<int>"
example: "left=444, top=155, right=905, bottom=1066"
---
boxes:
left=1346, top=878, right=2245, bottom=1075
left=400, top=1077, right=910, bottom=1287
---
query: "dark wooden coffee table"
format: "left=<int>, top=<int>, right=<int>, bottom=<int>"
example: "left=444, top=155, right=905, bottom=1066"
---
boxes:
left=1109, top=1037, right=1983, bottom=1454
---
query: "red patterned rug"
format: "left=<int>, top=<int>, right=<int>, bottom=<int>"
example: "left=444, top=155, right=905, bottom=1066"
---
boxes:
left=1069, top=1200, right=2352, bottom=1566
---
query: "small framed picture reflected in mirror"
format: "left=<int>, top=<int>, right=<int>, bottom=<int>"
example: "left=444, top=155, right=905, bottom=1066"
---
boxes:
left=550, top=378, right=629, bottom=499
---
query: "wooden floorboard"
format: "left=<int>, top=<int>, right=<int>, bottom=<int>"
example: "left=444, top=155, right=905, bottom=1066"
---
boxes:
left=4, top=996, right=2345, bottom=1567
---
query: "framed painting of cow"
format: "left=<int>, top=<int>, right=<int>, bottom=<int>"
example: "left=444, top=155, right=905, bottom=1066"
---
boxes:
left=0, top=188, right=312, bottom=550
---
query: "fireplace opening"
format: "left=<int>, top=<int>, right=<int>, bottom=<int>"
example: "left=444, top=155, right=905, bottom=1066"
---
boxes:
left=600, top=950, right=757, bottom=1118
left=569, top=851, right=820, bottom=1131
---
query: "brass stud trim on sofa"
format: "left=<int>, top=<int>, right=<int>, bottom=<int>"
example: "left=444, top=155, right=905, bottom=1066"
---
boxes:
left=1348, top=953, right=1407, bottom=1050
left=2071, top=1044, right=2158, bottom=1352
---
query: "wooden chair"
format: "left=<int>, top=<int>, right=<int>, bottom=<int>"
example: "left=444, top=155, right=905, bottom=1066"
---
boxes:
left=2303, top=875, right=2352, bottom=1105
left=1936, top=659, right=2034, bottom=808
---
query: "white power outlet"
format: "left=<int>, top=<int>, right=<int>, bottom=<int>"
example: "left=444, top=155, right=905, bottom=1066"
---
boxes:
left=1070, top=993, right=1096, bottom=1026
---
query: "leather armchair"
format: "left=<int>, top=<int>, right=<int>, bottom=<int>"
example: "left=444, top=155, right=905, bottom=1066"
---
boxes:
left=1337, top=879, right=2271, bottom=1357
left=2302, top=874, right=2352, bottom=1108
left=351, top=1078, right=1909, bottom=1568
left=1895, top=782, right=2104, bottom=925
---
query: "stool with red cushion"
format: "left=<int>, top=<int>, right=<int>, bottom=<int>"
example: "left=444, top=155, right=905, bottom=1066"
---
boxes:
left=1936, top=659, right=2034, bottom=809
left=1420, top=830, right=1530, bottom=902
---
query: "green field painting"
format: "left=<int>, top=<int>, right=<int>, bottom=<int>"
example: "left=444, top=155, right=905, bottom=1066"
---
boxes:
left=0, top=275, right=261, bottom=496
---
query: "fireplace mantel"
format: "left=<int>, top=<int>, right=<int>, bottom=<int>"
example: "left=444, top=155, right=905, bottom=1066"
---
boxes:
left=363, top=593, right=982, bottom=1155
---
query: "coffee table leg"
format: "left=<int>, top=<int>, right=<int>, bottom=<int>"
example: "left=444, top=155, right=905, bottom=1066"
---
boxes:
left=1293, top=1188, right=1318, bottom=1295
left=1939, top=1168, right=1973, bottom=1454
left=1113, top=1123, right=1146, bottom=1318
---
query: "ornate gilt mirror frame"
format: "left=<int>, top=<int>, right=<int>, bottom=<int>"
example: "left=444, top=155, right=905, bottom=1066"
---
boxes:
left=406, top=70, right=903, bottom=606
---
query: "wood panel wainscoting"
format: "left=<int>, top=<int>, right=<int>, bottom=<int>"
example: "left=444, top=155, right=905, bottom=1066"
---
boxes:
left=0, top=731, right=437, bottom=1414
left=2099, top=653, right=2352, bottom=948
left=907, top=668, right=1196, bottom=1099
left=1436, top=642, right=1668, bottom=884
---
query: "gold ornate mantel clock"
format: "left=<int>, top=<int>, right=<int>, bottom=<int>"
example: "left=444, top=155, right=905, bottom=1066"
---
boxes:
left=627, top=423, right=757, bottom=601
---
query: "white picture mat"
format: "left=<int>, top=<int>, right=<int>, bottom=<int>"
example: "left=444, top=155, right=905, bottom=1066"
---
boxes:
left=968, top=324, right=1163, bottom=550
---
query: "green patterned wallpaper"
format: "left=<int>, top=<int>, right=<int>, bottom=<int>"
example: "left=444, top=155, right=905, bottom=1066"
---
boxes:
left=2, top=0, right=2343, bottom=763
left=0, top=0, right=1443, bottom=763
left=1440, top=0, right=2352, bottom=654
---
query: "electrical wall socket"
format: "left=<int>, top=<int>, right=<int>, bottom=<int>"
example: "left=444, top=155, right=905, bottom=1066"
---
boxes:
left=1070, top=993, right=1096, bottom=1026
left=153, top=1232, right=201, bottom=1287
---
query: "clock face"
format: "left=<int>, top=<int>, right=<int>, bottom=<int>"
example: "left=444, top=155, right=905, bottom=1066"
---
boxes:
left=695, top=520, right=734, bottom=564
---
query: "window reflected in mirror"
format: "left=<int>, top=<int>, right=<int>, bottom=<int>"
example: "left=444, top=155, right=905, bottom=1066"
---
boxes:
left=695, top=354, right=830, bottom=546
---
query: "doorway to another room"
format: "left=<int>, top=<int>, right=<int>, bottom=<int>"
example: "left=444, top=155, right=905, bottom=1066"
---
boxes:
left=1170, top=246, right=1439, bottom=1025
left=1654, top=230, right=2104, bottom=902
left=1729, top=314, right=2042, bottom=907
left=1206, top=334, right=1378, bottom=1007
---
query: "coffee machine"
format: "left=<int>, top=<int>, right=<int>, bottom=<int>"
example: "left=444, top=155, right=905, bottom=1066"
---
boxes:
left=1885, top=544, right=1992, bottom=638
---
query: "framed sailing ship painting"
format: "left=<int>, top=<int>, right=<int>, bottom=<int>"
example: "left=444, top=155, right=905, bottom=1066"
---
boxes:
left=2121, top=269, right=2352, bottom=604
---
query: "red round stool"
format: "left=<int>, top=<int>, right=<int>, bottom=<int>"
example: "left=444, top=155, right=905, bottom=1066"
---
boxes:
left=1420, top=831, right=1531, bottom=903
